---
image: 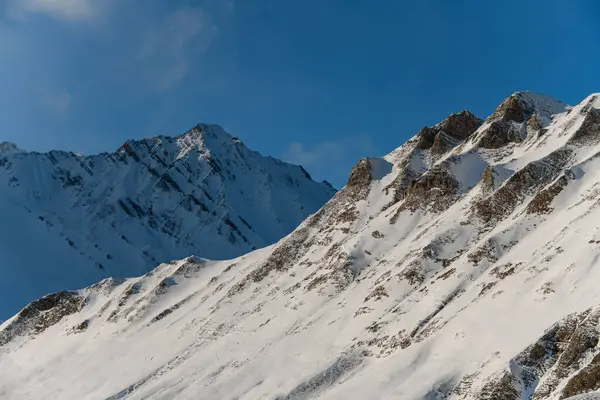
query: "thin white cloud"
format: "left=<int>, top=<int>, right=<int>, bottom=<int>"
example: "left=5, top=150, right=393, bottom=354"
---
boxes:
left=138, top=8, right=218, bottom=92
left=8, top=0, right=105, bottom=22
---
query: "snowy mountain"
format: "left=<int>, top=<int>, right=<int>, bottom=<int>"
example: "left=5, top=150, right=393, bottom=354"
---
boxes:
left=0, top=142, right=25, bottom=155
left=3, top=92, right=600, bottom=399
left=0, top=124, right=335, bottom=318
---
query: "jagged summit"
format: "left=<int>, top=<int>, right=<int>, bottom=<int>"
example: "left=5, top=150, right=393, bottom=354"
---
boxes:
left=487, top=91, right=568, bottom=128
left=117, top=123, right=331, bottom=189
left=510, top=90, right=568, bottom=114
left=415, top=110, right=483, bottom=156
left=117, top=124, right=239, bottom=160
left=4, top=92, right=600, bottom=400
left=437, top=110, right=483, bottom=139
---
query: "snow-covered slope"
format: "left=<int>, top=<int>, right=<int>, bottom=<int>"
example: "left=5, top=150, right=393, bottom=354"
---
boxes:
left=4, top=92, right=600, bottom=399
left=0, top=124, right=335, bottom=318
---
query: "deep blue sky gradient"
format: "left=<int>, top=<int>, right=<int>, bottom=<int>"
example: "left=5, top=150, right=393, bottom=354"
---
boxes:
left=1, top=0, right=599, bottom=187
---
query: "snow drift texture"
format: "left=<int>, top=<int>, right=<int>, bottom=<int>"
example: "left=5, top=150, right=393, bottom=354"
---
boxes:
left=3, top=92, right=600, bottom=399
left=0, top=124, right=335, bottom=317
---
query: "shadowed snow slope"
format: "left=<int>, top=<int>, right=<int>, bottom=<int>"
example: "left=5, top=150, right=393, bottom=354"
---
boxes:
left=0, top=124, right=335, bottom=318
left=4, top=92, right=600, bottom=399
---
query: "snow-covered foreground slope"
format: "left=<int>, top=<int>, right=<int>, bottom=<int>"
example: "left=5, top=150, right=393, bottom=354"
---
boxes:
left=0, top=125, right=335, bottom=318
left=4, top=92, right=600, bottom=399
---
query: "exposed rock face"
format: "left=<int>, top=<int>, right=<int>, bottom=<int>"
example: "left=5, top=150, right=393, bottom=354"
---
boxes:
left=416, top=111, right=482, bottom=150
left=474, top=148, right=572, bottom=223
left=470, top=308, right=600, bottom=400
left=477, top=120, right=524, bottom=149
left=568, top=105, right=600, bottom=145
left=475, top=91, right=570, bottom=149
left=401, top=166, right=459, bottom=213
left=528, top=113, right=544, bottom=132
left=477, top=373, right=521, bottom=400
left=527, top=171, right=574, bottom=214
left=385, top=111, right=482, bottom=213
left=416, top=126, right=438, bottom=150
left=0, top=291, right=85, bottom=347
left=480, top=165, right=496, bottom=194
left=563, top=356, right=600, bottom=399
left=490, top=93, right=532, bottom=123
left=439, top=110, right=483, bottom=140
left=565, top=393, right=600, bottom=400
left=346, top=158, right=373, bottom=187
left=381, top=151, right=421, bottom=208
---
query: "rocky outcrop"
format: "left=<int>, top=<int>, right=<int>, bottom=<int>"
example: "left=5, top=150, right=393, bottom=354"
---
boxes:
left=381, top=151, right=421, bottom=210
left=439, top=110, right=483, bottom=140
left=562, top=354, right=600, bottom=399
left=568, top=105, right=600, bottom=146
left=564, top=392, right=600, bottom=399
left=489, top=93, right=532, bottom=123
left=415, top=127, right=437, bottom=150
left=480, top=166, right=496, bottom=194
left=0, top=291, right=85, bottom=347
left=476, top=372, right=521, bottom=400
left=471, top=308, right=600, bottom=399
left=528, top=113, right=544, bottom=132
left=526, top=171, right=574, bottom=214
left=346, top=158, right=373, bottom=188
left=431, top=132, right=461, bottom=155
left=474, top=149, right=572, bottom=223
left=416, top=111, right=482, bottom=150
left=476, top=120, right=524, bottom=149
left=474, top=91, right=570, bottom=149
left=385, top=114, right=482, bottom=215
left=398, top=166, right=459, bottom=214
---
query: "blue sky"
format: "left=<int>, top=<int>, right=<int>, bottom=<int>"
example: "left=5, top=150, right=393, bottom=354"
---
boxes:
left=0, top=0, right=598, bottom=187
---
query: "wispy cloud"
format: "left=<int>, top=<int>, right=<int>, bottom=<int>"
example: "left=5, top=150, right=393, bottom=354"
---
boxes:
left=283, top=135, right=376, bottom=187
left=7, top=0, right=107, bottom=22
left=138, top=8, right=218, bottom=92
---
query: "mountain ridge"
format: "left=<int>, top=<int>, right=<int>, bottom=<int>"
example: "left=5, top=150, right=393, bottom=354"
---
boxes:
left=3, top=92, right=600, bottom=399
left=0, top=123, right=335, bottom=318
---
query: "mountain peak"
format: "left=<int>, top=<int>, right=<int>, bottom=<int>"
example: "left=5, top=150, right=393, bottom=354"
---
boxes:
left=174, top=123, right=239, bottom=160
left=437, top=110, right=483, bottom=140
left=0, top=123, right=335, bottom=319
left=115, top=123, right=253, bottom=169
left=177, top=123, right=234, bottom=143
left=415, top=110, right=482, bottom=152
left=490, top=91, right=568, bottom=123
left=0, top=142, right=26, bottom=155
